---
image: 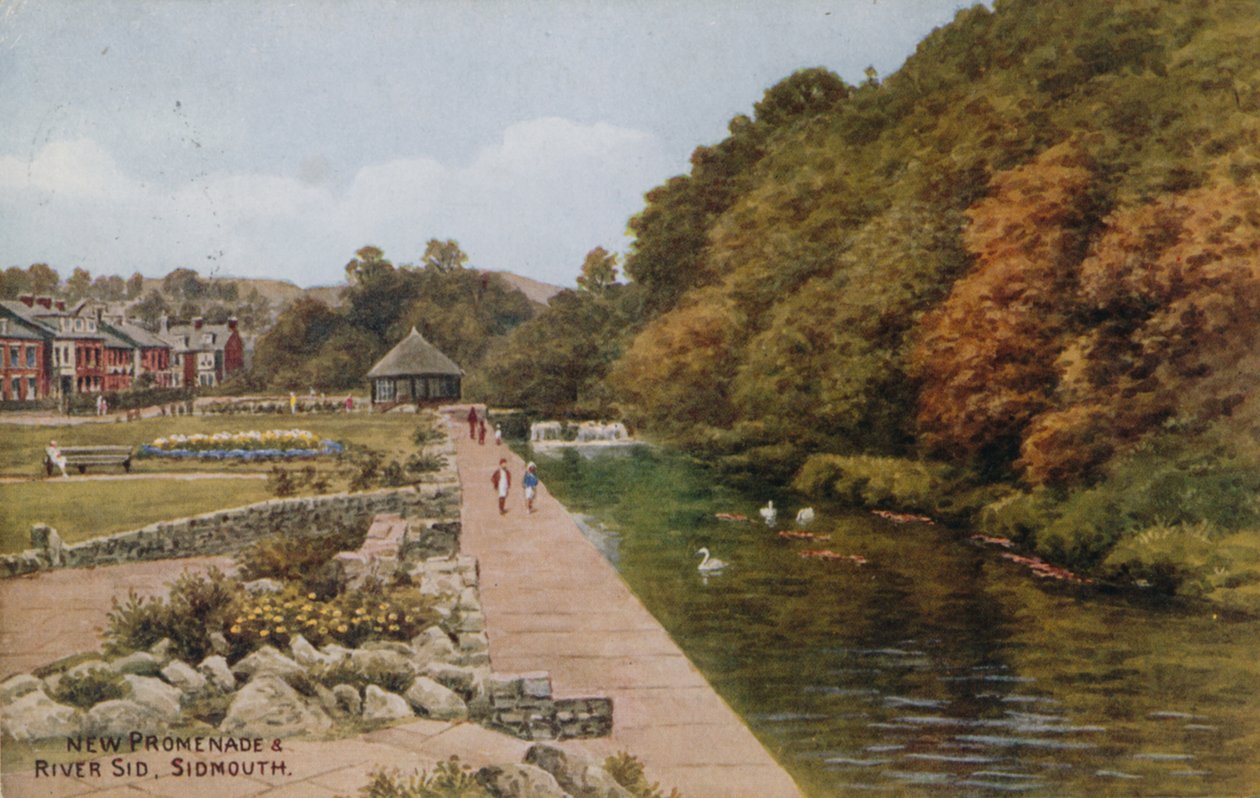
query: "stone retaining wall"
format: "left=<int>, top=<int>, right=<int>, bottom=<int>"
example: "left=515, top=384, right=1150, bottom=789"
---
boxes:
left=483, top=673, right=614, bottom=740
left=0, top=483, right=460, bottom=578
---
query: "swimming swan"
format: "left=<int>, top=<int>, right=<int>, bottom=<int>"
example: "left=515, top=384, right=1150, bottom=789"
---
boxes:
left=795, top=507, right=816, bottom=526
left=759, top=500, right=777, bottom=526
left=696, top=547, right=728, bottom=572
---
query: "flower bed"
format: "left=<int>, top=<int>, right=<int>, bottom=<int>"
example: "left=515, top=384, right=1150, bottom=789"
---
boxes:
left=141, top=429, right=344, bottom=460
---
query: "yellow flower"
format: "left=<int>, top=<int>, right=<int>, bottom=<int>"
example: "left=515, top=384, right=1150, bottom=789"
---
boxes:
left=378, top=603, right=389, bottom=611
left=260, top=629, right=270, bottom=637
left=355, top=608, right=366, bottom=615
left=276, top=626, right=287, bottom=634
left=337, top=624, right=347, bottom=633
left=332, top=609, right=342, bottom=617
left=306, top=619, right=317, bottom=627
left=307, top=593, right=317, bottom=600
left=229, top=625, right=241, bottom=634
left=388, top=612, right=398, bottom=621
left=319, top=627, right=328, bottom=635
left=388, top=624, right=400, bottom=632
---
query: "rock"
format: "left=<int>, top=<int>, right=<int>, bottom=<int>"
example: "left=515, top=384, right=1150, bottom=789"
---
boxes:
left=457, top=611, right=487, bottom=633
left=85, top=699, right=166, bottom=736
left=160, top=660, right=207, bottom=696
left=320, top=643, right=352, bottom=665
left=422, top=663, right=487, bottom=702
left=525, top=744, right=633, bottom=798
left=411, top=626, right=459, bottom=665
left=30, top=524, right=64, bottom=567
left=121, top=675, right=182, bottom=719
left=313, top=683, right=339, bottom=717
left=197, top=656, right=237, bottom=693
left=209, top=632, right=231, bottom=657
left=112, top=651, right=162, bottom=676
left=0, top=673, right=44, bottom=703
left=332, top=684, right=361, bottom=717
left=220, top=674, right=332, bottom=737
left=347, top=648, right=415, bottom=683
left=403, top=676, right=468, bottom=720
left=66, top=659, right=111, bottom=679
left=2, top=690, right=82, bottom=741
left=457, top=587, right=480, bottom=611
left=476, top=763, right=568, bottom=798
left=231, top=646, right=307, bottom=685
left=243, top=578, right=284, bottom=594
left=148, top=638, right=174, bottom=663
left=290, top=635, right=334, bottom=669
left=362, top=640, right=415, bottom=656
left=362, top=685, right=414, bottom=722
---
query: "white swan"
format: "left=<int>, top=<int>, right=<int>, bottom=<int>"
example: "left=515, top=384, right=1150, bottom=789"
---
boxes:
left=696, top=547, right=728, bottom=572
left=759, top=500, right=777, bottom=526
left=795, top=507, right=816, bottom=526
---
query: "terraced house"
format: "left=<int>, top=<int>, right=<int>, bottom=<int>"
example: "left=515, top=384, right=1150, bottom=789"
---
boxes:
left=158, top=316, right=244, bottom=388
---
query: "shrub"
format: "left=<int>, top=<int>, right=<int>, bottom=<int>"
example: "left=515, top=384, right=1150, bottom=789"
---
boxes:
left=793, top=454, right=960, bottom=514
left=52, top=667, right=129, bottom=709
left=412, top=418, right=445, bottom=448
left=311, top=657, right=413, bottom=695
left=603, top=752, right=682, bottom=798
left=356, top=759, right=488, bottom=798
left=104, top=569, right=242, bottom=662
left=406, top=452, right=447, bottom=475
left=268, top=466, right=297, bottom=497
left=1102, top=523, right=1260, bottom=611
left=237, top=524, right=367, bottom=591
left=978, top=489, right=1062, bottom=546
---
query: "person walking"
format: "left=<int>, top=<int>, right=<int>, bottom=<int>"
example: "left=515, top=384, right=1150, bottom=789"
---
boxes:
left=523, top=462, right=539, bottom=514
left=494, top=424, right=502, bottom=446
left=289, top=391, right=297, bottom=415
left=492, top=458, right=511, bottom=515
left=467, top=406, right=478, bottom=439
left=478, top=418, right=487, bottom=445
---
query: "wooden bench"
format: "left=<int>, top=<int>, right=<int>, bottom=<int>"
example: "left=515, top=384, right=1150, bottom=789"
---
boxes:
left=45, top=445, right=133, bottom=476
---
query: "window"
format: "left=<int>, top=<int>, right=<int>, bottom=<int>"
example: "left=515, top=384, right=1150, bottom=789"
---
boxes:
left=75, top=318, right=84, bottom=331
left=26, top=377, right=35, bottom=398
left=376, top=379, right=395, bottom=402
left=8, top=346, right=17, bottom=368
left=26, top=347, right=35, bottom=368
left=10, top=377, right=20, bottom=399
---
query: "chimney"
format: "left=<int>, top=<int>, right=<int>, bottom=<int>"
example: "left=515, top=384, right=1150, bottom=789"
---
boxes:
left=54, top=299, right=66, bottom=311
left=227, top=317, right=238, bottom=331
left=36, top=296, right=53, bottom=309
left=193, top=317, right=204, bottom=330
left=18, top=294, right=34, bottom=307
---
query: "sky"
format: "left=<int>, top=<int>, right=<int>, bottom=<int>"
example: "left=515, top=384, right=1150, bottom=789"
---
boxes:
left=0, top=0, right=980, bottom=289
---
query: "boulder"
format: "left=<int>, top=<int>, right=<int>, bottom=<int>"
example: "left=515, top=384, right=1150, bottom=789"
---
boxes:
left=457, top=611, right=487, bottom=633
left=525, top=744, right=633, bottom=798
left=121, top=675, right=182, bottom=719
left=148, top=638, right=174, bottom=663
left=320, top=643, right=352, bottom=665
left=209, top=632, right=231, bottom=657
left=85, top=699, right=166, bottom=736
left=0, top=673, right=44, bottom=703
left=457, top=587, right=480, bottom=611
left=197, top=656, right=237, bottom=694
left=332, top=684, right=362, bottom=717
left=347, top=648, right=415, bottom=683
left=112, top=651, right=163, bottom=676
left=422, top=663, right=488, bottom=702
left=410, top=626, right=459, bottom=665
left=66, top=659, right=111, bottom=679
left=403, top=676, right=468, bottom=720
left=160, top=660, right=207, bottom=696
left=290, top=635, right=335, bottom=669
left=361, top=640, right=415, bottom=657
left=313, top=683, right=339, bottom=718
left=220, top=674, right=332, bottom=737
left=475, top=764, right=568, bottom=798
left=362, top=685, right=414, bottom=723
left=2, top=690, right=82, bottom=741
left=231, top=646, right=307, bottom=685
left=242, top=578, right=284, bottom=595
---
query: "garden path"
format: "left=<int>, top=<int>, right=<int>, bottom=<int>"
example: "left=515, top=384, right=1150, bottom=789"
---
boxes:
left=447, top=405, right=804, bottom=798
left=0, top=473, right=268, bottom=484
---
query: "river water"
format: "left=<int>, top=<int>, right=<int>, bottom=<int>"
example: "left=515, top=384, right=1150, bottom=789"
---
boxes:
left=525, top=445, right=1260, bottom=797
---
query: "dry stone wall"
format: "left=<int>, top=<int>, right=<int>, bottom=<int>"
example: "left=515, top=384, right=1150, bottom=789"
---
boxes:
left=1, top=483, right=459, bottom=578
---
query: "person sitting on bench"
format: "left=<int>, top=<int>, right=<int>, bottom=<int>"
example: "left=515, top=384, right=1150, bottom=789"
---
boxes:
left=46, top=440, right=69, bottom=479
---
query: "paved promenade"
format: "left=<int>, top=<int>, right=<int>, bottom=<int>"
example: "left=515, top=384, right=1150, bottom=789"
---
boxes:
left=449, top=407, right=802, bottom=798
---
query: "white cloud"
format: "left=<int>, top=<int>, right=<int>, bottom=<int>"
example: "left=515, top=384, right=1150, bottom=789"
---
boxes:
left=0, top=118, right=670, bottom=287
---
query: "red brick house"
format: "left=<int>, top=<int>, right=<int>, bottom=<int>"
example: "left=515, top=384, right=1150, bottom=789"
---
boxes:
left=2, top=296, right=104, bottom=398
left=0, top=312, right=48, bottom=401
left=160, top=317, right=244, bottom=388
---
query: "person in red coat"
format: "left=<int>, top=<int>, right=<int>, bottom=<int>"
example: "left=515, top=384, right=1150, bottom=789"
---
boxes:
left=467, top=406, right=478, bottom=439
left=491, top=459, right=511, bottom=514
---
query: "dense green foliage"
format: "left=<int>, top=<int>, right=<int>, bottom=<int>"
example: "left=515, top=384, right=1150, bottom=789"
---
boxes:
left=490, top=0, right=1260, bottom=601
left=251, top=245, right=535, bottom=390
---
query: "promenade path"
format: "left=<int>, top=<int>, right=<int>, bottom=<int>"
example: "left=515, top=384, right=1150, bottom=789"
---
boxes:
left=449, top=406, right=802, bottom=798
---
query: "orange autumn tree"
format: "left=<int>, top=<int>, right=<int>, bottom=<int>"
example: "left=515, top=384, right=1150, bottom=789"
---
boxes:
left=1020, top=182, right=1260, bottom=484
left=911, top=144, right=1098, bottom=474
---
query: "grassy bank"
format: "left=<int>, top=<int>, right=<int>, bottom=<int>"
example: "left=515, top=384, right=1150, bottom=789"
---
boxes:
left=0, top=479, right=275, bottom=553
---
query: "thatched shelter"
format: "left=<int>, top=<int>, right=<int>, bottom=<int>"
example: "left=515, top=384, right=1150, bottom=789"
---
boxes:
left=367, top=327, right=462, bottom=406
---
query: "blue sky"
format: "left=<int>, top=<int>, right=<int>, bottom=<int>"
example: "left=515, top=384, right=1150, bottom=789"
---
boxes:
left=0, top=0, right=980, bottom=288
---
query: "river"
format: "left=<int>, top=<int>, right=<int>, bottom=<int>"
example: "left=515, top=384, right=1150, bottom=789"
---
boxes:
left=523, top=444, right=1260, bottom=797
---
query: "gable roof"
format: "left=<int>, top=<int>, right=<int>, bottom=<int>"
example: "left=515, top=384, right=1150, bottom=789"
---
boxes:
left=105, top=320, right=170, bottom=349
left=367, top=327, right=462, bottom=378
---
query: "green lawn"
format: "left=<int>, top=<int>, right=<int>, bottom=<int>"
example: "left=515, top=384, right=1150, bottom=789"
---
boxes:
left=0, top=411, right=448, bottom=553
left=0, top=413, right=430, bottom=477
left=0, top=479, right=275, bottom=553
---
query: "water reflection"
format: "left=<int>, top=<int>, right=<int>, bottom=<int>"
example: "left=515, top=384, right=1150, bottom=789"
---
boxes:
left=530, top=445, right=1260, bottom=796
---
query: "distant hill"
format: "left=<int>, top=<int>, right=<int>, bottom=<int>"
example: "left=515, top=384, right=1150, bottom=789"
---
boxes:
left=484, top=272, right=564, bottom=306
